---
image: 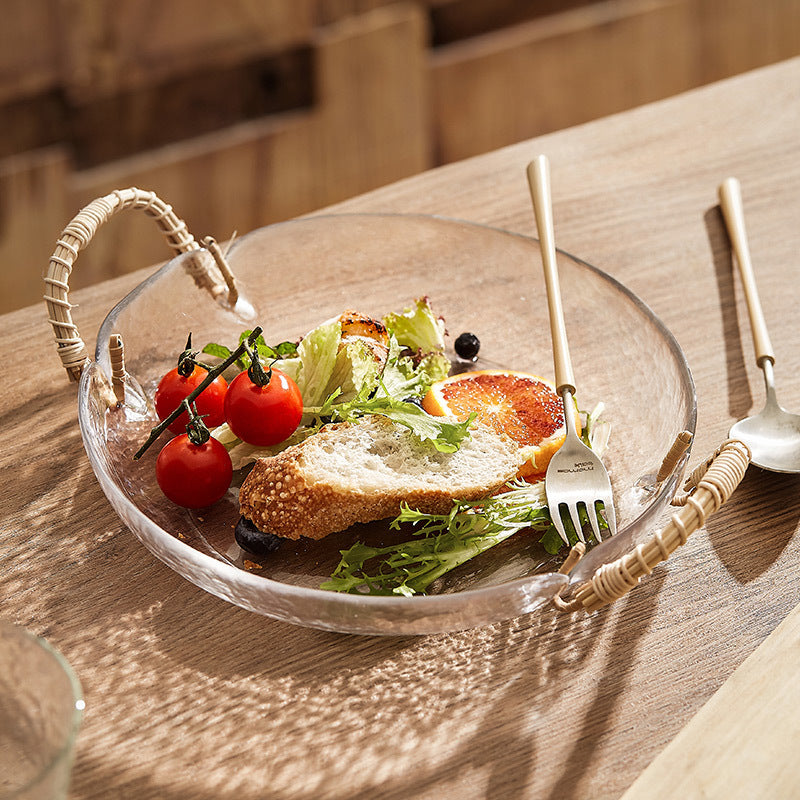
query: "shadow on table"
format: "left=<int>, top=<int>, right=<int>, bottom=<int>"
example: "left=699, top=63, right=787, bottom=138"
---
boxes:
left=61, top=554, right=666, bottom=800
left=703, top=206, right=752, bottom=421
left=32, top=449, right=666, bottom=800
left=488, top=572, right=665, bottom=800
left=705, top=466, right=800, bottom=583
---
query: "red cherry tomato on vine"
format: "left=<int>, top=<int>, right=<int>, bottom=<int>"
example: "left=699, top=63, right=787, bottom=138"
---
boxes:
left=224, top=368, right=303, bottom=447
left=155, top=365, right=228, bottom=435
left=155, top=435, right=233, bottom=508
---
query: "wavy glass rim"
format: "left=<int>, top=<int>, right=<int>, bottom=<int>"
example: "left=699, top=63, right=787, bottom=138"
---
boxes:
left=80, top=213, right=697, bottom=633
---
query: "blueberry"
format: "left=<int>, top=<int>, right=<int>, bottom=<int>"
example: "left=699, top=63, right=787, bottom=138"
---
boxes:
left=454, top=332, right=480, bottom=361
left=234, top=516, right=283, bottom=556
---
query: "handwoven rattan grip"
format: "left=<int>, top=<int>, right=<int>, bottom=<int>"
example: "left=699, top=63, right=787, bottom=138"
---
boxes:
left=554, top=438, right=751, bottom=613
left=44, top=187, right=236, bottom=382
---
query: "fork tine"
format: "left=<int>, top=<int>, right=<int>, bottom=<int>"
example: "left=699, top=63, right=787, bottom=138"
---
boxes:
left=602, top=498, right=617, bottom=537
left=586, top=502, right=603, bottom=543
left=566, top=504, right=586, bottom=544
left=549, top=503, right=569, bottom=545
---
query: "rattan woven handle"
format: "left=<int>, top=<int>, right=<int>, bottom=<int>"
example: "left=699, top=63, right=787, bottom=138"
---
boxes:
left=555, top=438, right=751, bottom=613
left=45, top=187, right=237, bottom=382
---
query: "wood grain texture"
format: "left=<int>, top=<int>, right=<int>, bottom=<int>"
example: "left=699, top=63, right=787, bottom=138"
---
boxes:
left=60, top=0, right=316, bottom=102
left=2, top=57, right=800, bottom=799
left=0, top=148, right=70, bottom=315
left=0, top=0, right=61, bottom=104
left=430, top=0, right=800, bottom=162
left=620, top=602, right=800, bottom=798
left=65, top=3, right=430, bottom=290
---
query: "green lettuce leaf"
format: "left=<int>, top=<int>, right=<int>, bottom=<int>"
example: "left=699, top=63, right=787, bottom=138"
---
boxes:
left=324, top=336, right=383, bottom=404
left=293, top=319, right=342, bottom=407
left=375, top=334, right=447, bottom=401
left=202, top=331, right=298, bottom=371
left=383, top=296, right=446, bottom=353
left=311, top=386, right=474, bottom=453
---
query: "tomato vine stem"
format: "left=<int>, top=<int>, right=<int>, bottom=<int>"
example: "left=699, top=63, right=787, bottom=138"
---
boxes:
left=176, top=333, right=196, bottom=377
left=133, top=326, right=263, bottom=460
left=242, top=340, right=272, bottom=386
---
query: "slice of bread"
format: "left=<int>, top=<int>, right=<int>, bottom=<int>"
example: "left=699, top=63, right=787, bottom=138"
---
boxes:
left=238, top=415, right=526, bottom=540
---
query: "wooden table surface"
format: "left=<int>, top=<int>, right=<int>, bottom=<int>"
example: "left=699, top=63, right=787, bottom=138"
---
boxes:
left=3, top=57, right=800, bottom=799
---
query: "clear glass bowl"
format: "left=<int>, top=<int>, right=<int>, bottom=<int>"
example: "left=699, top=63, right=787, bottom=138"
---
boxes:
left=78, top=214, right=696, bottom=635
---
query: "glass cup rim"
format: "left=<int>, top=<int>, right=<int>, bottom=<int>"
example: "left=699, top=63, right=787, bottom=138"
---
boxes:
left=0, top=621, right=84, bottom=799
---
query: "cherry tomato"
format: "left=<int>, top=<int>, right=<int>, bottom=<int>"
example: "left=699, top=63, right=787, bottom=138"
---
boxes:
left=155, top=365, right=228, bottom=435
left=155, top=435, right=233, bottom=508
left=224, top=368, right=303, bottom=446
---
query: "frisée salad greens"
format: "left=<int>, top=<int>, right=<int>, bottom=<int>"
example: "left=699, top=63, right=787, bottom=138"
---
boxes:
left=321, top=406, right=609, bottom=597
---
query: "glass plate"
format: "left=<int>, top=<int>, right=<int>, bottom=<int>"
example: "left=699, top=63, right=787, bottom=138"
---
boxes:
left=78, top=214, right=696, bottom=635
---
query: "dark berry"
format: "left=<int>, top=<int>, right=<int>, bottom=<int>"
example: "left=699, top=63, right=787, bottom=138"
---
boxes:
left=454, top=332, right=480, bottom=361
left=234, top=516, right=283, bottom=556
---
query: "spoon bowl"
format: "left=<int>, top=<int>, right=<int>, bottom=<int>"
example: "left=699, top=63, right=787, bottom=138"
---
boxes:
left=719, top=177, right=800, bottom=473
left=729, top=363, right=800, bottom=472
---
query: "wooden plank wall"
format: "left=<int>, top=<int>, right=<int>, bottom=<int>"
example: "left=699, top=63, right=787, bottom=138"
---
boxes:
left=430, top=0, right=800, bottom=164
left=67, top=5, right=430, bottom=287
left=1, top=0, right=799, bottom=314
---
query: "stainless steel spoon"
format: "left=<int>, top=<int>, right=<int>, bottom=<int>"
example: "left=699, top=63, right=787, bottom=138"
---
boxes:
left=719, top=177, right=800, bottom=473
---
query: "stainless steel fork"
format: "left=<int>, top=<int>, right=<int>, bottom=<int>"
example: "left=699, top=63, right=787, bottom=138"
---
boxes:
left=526, top=155, right=617, bottom=545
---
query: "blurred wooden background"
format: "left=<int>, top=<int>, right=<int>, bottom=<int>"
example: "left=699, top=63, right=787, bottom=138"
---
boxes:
left=2, top=0, right=799, bottom=313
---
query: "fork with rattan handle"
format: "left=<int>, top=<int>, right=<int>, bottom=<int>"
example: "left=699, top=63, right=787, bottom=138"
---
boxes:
left=526, top=156, right=617, bottom=544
